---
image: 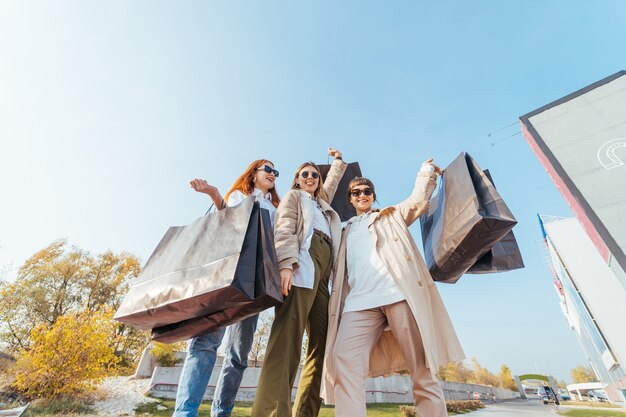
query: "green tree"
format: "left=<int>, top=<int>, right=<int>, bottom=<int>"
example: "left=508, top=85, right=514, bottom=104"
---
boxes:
left=571, top=365, right=598, bottom=383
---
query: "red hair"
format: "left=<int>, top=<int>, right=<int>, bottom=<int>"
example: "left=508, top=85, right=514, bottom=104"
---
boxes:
left=224, top=159, right=280, bottom=208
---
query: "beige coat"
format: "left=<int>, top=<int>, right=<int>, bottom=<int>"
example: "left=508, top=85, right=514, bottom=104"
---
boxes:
left=274, top=159, right=347, bottom=285
left=321, top=171, right=465, bottom=403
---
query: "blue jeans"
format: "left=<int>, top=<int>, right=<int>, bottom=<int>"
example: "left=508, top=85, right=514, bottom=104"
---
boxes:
left=172, top=314, right=259, bottom=417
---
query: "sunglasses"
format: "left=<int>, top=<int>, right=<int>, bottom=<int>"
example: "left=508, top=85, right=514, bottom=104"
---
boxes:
left=300, top=171, right=320, bottom=180
left=258, top=165, right=279, bottom=177
left=350, top=188, right=374, bottom=198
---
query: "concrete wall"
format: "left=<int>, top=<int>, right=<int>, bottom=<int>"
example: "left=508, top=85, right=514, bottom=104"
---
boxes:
left=147, top=365, right=520, bottom=403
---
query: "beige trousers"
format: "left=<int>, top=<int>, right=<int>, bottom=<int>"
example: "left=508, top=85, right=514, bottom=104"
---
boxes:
left=333, top=300, right=447, bottom=417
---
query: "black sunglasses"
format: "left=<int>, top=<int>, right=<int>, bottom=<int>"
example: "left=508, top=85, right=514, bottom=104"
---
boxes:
left=350, top=188, right=373, bottom=198
left=300, top=171, right=319, bottom=179
left=258, top=165, right=279, bottom=177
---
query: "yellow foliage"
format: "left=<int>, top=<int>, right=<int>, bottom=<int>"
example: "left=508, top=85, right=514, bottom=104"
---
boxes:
left=150, top=342, right=186, bottom=367
left=13, top=310, right=120, bottom=398
left=571, top=365, right=598, bottom=383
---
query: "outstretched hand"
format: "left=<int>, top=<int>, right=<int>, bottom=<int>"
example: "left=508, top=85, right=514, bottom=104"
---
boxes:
left=328, top=147, right=342, bottom=159
left=190, top=179, right=219, bottom=196
left=422, top=158, right=443, bottom=176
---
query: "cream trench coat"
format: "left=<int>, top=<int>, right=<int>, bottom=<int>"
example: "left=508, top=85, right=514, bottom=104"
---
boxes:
left=274, top=159, right=347, bottom=288
left=321, top=171, right=465, bottom=404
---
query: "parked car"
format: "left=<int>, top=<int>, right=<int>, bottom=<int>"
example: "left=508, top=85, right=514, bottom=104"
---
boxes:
left=558, top=388, right=571, bottom=401
left=588, top=390, right=608, bottom=402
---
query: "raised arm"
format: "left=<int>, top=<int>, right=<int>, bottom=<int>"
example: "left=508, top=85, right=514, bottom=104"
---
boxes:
left=190, top=178, right=228, bottom=210
left=395, top=159, right=441, bottom=226
left=322, top=147, right=348, bottom=203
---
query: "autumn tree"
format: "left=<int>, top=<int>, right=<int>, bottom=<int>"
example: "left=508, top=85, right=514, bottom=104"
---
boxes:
left=249, top=312, right=273, bottom=367
left=571, top=365, right=598, bottom=383
left=497, top=364, right=517, bottom=391
left=14, top=310, right=119, bottom=398
left=467, top=357, right=499, bottom=386
left=0, top=240, right=148, bottom=367
left=437, top=361, right=473, bottom=383
left=151, top=342, right=186, bottom=367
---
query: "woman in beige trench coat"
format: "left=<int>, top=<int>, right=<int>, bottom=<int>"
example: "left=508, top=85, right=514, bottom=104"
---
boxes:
left=320, top=159, right=465, bottom=417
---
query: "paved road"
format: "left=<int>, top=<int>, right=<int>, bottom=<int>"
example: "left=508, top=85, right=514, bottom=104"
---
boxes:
left=466, top=399, right=560, bottom=416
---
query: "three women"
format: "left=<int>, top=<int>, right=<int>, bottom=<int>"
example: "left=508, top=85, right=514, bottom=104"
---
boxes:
left=177, top=153, right=463, bottom=417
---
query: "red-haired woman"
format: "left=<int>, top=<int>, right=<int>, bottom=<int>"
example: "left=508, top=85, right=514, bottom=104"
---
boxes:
left=173, top=159, right=280, bottom=417
left=320, top=159, right=465, bottom=417
left=251, top=149, right=347, bottom=417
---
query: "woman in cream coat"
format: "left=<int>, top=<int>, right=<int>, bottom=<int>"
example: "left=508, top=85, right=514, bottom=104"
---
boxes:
left=251, top=148, right=347, bottom=417
left=321, top=159, right=465, bottom=417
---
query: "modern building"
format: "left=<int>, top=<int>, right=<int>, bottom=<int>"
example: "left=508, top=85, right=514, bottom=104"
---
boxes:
left=520, top=71, right=626, bottom=404
left=520, top=70, right=626, bottom=290
left=539, top=215, right=626, bottom=404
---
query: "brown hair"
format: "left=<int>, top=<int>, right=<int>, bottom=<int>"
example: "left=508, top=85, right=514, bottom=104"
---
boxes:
left=224, top=159, right=280, bottom=208
left=347, top=177, right=377, bottom=202
left=291, top=162, right=328, bottom=202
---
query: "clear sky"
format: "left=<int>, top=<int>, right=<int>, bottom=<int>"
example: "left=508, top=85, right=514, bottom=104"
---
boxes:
left=1, top=1, right=625, bottom=382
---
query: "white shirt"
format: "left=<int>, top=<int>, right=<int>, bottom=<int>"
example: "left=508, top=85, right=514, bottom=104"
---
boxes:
left=292, top=191, right=331, bottom=288
left=343, top=212, right=405, bottom=313
left=310, top=196, right=331, bottom=236
left=292, top=192, right=333, bottom=289
left=227, top=189, right=277, bottom=228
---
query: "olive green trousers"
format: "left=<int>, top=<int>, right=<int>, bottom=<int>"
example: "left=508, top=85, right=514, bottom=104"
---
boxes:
left=251, top=234, right=332, bottom=417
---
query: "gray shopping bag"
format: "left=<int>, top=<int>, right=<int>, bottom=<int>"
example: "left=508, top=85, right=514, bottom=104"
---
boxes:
left=151, top=206, right=282, bottom=343
left=114, top=197, right=281, bottom=330
left=420, top=153, right=519, bottom=283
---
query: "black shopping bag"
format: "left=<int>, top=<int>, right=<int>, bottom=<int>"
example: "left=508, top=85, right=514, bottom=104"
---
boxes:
left=466, top=170, right=524, bottom=274
left=114, top=197, right=281, bottom=329
left=151, top=207, right=282, bottom=343
left=420, top=153, right=518, bottom=283
left=318, top=161, right=362, bottom=221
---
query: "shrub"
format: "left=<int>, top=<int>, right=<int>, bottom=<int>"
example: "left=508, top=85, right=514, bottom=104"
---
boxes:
left=13, top=310, right=119, bottom=398
left=400, top=400, right=485, bottom=416
left=150, top=342, right=185, bottom=367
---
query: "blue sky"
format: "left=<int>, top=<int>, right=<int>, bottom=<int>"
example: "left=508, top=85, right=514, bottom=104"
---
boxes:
left=1, top=1, right=625, bottom=382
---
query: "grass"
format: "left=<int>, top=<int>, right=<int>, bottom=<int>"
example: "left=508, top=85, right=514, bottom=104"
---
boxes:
left=558, top=410, right=626, bottom=417
left=12, top=397, right=484, bottom=416
left=562, top=401, right=623, bottom=409
left=135, top=400, right=420, bottom=416
left=23, top=398, right=93, bottom=415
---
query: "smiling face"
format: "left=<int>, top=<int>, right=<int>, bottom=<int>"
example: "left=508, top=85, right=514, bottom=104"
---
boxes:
left=296, top=165, right=320, bottom=196
left=350, top=185, right=374, bottom=215
left=254, top=162, right=277, bottom=194
left=348, top=177, right=376, bottom=215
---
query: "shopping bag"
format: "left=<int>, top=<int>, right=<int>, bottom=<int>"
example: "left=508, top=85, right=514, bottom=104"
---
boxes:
left=151, top=207, right=282, bottom=343
left=420, top=153, right=518, bottom=283
left=318, top=161, right=362, bottom=221
left=114, top=197, right=280, bottom=329
left=466, top=170, right=524, bottom=274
